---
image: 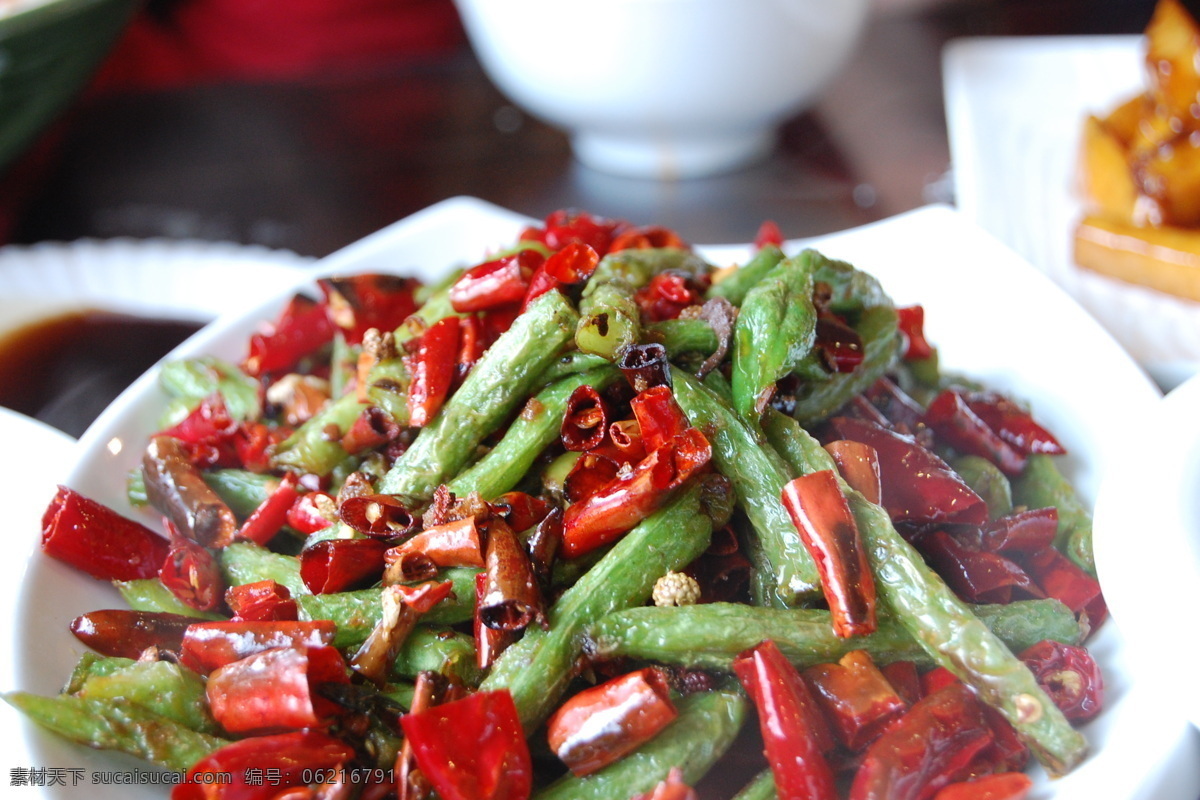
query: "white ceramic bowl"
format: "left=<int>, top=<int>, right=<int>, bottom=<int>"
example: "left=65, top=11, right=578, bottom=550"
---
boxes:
left=453, top=0, right=869, bottom=179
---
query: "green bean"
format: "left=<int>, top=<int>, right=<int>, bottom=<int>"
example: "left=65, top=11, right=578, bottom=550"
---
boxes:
left=1012, top=454, right=1095, bottom=576
left=378, top=289, right=580, bottom=504
left=810, top=251, right=892, bottom=313
left=362, top=357, right=412, bottom=428
left=272, top=392, right=366, bottom=477
left=576, top=248, right=712, bottom=358
left=296, top=567, right=478, bottom=646
left=645, top=318, right=720, bottom=358
left=391, top=627, right=481, bottom=686
left=583, top=599, right=1082, bottom=671
left=670, top=369, right=819, bottom=606
left=481, top=485, right=713, bottom=732
left=114, top=579, right=227, bottom=620
left=447, top=366, right=619, bottom=500
left=950, top=455, right=1014, bottom=520
left=731, top=253, right=817, bottom=418
left=534, top=352, right=614, bottom=386
left=219, top=541, right=306, bottom=596
left=705, top=244, right=785, bottom=306
left=66, top=653, right=128, bottom=694
left=731, top=771, right=776, bottom=800
left=3, top=693, right=226, bottom=772
left=532, top=684, right=746, bottom=800
left=72, top=659, right=218, bottom=735
left=789, top=304, right=900, bottom=424
left=761, top=409, right=1088, bottom=775
left=157, top=357, right=260, bottom=427
left=203, top=469, right=278, bottom=517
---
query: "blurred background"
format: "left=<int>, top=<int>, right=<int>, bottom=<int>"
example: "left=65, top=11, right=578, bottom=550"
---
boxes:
left=0, top=0, right=1160, bottom=255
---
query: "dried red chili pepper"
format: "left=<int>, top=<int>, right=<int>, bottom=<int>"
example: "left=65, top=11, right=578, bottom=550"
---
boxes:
left=815, top=315, right=866, bottom=373
left=824, top=417, right=988, bottom=526
left=160, top=522, right=226, bottom=612
left=631, top=384, right=690, bottom=452
left=300, top=537, right=390, bottom=594
left=226, top=580, right=298, bottom=622
left=338, top=493, right=419, bottom=538
left=561, top=384, right=612, bottom=452
left=1016, top=546, right=1107, bottom=626
left=175, top=730, right=356, bottom=800
left=733, top=639, right=838, bottom=800
left=563, top=451, right=623, bottom=504
left=781, top=470, right=877, bottom=638
left=804, top=650, right=908, bottom=752
left=478, top=519, right=545, bottom=632
left=488, top=491, right=552, bottom=533
left=922, top=391, right=1027, bottom=476
left=400, top=689, right=533, bottom=800
left=560, top=428, right=711, bottom=558
left=286, top=491, right=336, bottom=535
left=524, top=507, right=563, bottom=593
left=895, top=305, right=935, bottom=361
left=341, top=406, right=402, bottom=455
left=631, top=768, right=697, bottom=800
left=932, top=772, right=1033, bottom=800
left=351, top=581, right=453, bottom=686
left=41, top=486, right=171, bottom=582
left=863, top=377, right=926, bottom=432
left=546, top=668, right=678, bottom=777
left=384, top=517, right=485, bottom=584
left=824, top=439, right=882, bottom=506
left=522, top=241, right=600, bottom=310
left=617, top=342, right=672, bottom=393
left=915, top=530, right=1043, bottom=605
left=881, top=661, right=922, bottom=707
left=244, top=293, right=337, bottom=378
left=634, top=272, right=705, bottom=322
left=207, top=644, right=350, bottom=733
left=234, top=420, right=290, bottom=473
left=1018, top=640, right=1103, bottom=722
left=978, top=508, right=1058, bottom=554
left=320, top=274, right=420, bottom=346
left=754, top=219, right=784, bottom=250
left=532, top=209, right=624, bottom=254
left=450, top=250, right=542, bottom=313
left=849, top=683, right=994, bottom=800
left=607, top=419, right=647, bottom=462
left=143, top=435, right=239, bottom=547
left=236, top=472, right=302, bottom=546
left=157, top=393, right=240, bottom=467
left=179, top=619, right=337, bottom=675
left=70, top=609, right=202, bottom=658
left=609, top=225, right=688, bottom=252
left=959, top=391, right=1066, bottom=457
left=407, top=316, right=461, bottom=427
left=474, top=572, right=515, bottom=670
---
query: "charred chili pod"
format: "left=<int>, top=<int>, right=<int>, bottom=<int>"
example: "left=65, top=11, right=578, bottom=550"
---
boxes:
left=338, top=493, right=420, bottom=539
left=70, top=609, right=205, bottom=659
left=350, top=581, right=453, bottom=686
left=142, top=435, right=238, bottom=548
left=478, top=519, right=545, bottom=634
left=561, top=384, right=612, bottom=452
left=618, top=342, right=672, bottom=393
left=383, top=517, right=485, bottom=585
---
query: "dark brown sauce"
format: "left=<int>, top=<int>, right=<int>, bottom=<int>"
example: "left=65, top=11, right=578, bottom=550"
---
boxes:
left=0, top=311, right=203, bottom=438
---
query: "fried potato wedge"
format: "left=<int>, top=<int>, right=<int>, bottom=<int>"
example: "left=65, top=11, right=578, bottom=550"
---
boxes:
left=1074, top=214, right=1200, bottom=301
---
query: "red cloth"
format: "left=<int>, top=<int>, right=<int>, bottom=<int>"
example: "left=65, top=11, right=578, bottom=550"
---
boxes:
left=91, top=0, right=465, bottom=91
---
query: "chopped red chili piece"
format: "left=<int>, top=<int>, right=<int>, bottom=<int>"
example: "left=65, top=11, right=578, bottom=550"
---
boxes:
left=609, top=225, right=688, bottom=252
left=157, top=393, right=240, bottom=466
left=234, top=420, right=289, bottom=473
left=175, top=730, right=356, bottom=800
left=849, top=683, right=994, bottom=800
left=919, top=667, right=961, bottom=697
left=41, top=486, right=171, bottom=582
left=922, top=390, right=1028, bottom=476
left=914, top=530, right=1043, bottom=605
left=978, top=508, right=1058, bottom=553
left=880, top=661, right=922, bottom=707
left=634, top=272, right=704, bottom=322
left=781, top=470, right=877, bottom=638
left=338, top=493, right=419, bottom=538
left=384, top=517, right=485, bottom=584
left=824, top=440, right=883, bottom=505
left=733, top=640, right=838, bottom=800
left=522, top=242, right=600, bottom=310
left=450, top=250, right=542, bottom=313
left=1019, top=640, right=1103, bottom=722
left=179, top=619, right=337, bottom=675
left=527, top=209, right=623, bottom=254
left=754, top=219, right=784, bottom=250
left=478, top=519, right=545, bottom=633
left=159, top=523, right=226, bottom=612
left=563, top=450, right=623, bottom=504
left=351, top=581, right=453, bottom=686
left=226, top=580, right=299, bottom=622
left=863, top=377, right=927, bottom=432
left=895, top=305, right=935, bottom=361
left=960, top=391, right=1066, bottom=457
left=618, top=342, right=673, bottom=393
left=243, top=293, right=336, bottom=378
left=1016, top=546, right=1107, bottom=627
left=286, top=491, right=336, bottom=535
left=319, top=273, right=420, bottom=346
left=546, top=668, right=678, bottom=777
left=561, top=384, right=612, bottom=452
left=407, top=316, right=461, bottom=427
left=206, top=644, right=350, bottom=734
left=341, top=406, right=402, bottom=455
left=607, top=419, right=647, bottom=463
left=300, top=537, right=390, bottom=594
left=803, top=651, right=908, bottom=752
left=824, top=417, right=988, bottom=526
left=560, top=428, right=712, bottom=558
left=631, top=385, right=691, bottom=453
left=474, top=572, right=515, bottom=670
left=236, top=472, right=302, bottom=546
left=70, top=609, right=203, bottom=658
left=630, top=768, right=698, bottom=800
left=815, top=315, right=866, bottom=373
left=932, top=772, right=1033, bottom=800
left=488, top=491, right=552, bottom=532
left=401, top=689, right=533, bottom=800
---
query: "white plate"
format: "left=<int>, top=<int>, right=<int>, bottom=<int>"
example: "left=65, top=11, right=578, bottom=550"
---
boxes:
left=7, top=196, right=1200, bottom=799
left=0, top=237, right=315, bottom=339
left=943, top=35, right=1200, bottom=391
left=1094, top=372, right=1200, bottom=733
